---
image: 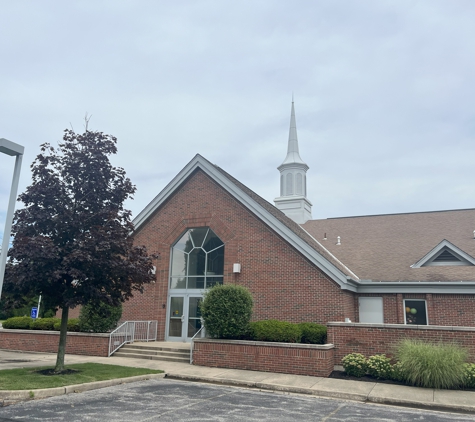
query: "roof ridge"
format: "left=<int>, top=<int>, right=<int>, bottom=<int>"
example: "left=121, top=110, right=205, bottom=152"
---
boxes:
left=324, top=208, right=475, bottom=220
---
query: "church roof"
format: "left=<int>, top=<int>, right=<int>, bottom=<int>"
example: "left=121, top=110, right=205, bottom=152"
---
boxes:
left=133, top=154, right=475, bottom=293
left=302, top=209, right=475, bottom=283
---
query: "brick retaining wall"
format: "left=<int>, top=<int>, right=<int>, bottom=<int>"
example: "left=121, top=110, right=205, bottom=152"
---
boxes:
left=0, top=330, right=110, bottom=357
left=328, top=322, right=475, bottom=362
left=192, top=338, right=335, bottom=377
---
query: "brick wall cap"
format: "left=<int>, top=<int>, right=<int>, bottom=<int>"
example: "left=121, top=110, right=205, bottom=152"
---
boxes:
left=327, top=322, right=475, bottom=332
left=0, top=329, right=110, bottom=337
left=193, top=338, right=334, bottom=350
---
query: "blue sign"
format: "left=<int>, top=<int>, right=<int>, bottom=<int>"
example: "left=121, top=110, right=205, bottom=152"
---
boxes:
left=31, top=307, right=38, bottom=319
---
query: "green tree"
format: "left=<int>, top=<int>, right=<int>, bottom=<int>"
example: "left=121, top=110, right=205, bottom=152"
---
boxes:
left=5, top=127, right=156, bottom=372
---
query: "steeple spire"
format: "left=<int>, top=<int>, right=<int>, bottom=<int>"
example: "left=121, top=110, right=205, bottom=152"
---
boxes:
left=274, top=99, right=313, bottom=224
left=281, top=100, right=306, bottom=166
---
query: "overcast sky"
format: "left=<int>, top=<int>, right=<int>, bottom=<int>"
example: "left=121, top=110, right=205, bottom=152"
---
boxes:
left=1, top=0, right=475, bottom=243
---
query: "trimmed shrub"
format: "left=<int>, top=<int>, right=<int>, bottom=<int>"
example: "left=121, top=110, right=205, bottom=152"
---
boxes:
left=367, top=354, right=393, bottom=379
left=2, top=316, right=32, bottom=329
left=463, top=363, right=475, bottom=389
left=299, top=323, right=327, bottom=344
left=341, top=353, right=367, bottom=377
left=200, top=285, right=253, bottom=339
left=395, top=339, right=468, bottom=389
left=29, top=318, right=57, bottom=330
left=249, top=320, right=302, bottom=343
left=53, top=318, right=80, bottom=332
left=79, top=302, right=122, bottom=333
left=391, top=361, right=406, bottom=382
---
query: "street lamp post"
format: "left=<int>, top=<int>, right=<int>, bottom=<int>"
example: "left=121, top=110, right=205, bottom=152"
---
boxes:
left=0, top=138, right=24, bottom=301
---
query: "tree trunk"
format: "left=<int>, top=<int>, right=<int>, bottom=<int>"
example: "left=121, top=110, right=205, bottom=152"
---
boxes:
left=54, top=306, right=69, bottom=373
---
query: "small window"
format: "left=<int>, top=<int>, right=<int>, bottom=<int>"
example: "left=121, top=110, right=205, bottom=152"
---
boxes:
left=359, top=297, right=384, bottom=323
left=404, top=300, right=428, bottom=325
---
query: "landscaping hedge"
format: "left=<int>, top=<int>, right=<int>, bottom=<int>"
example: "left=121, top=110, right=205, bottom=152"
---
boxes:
left=2, top=316, right=81, bottom=332
left=248, top=320, right=327, bottom=344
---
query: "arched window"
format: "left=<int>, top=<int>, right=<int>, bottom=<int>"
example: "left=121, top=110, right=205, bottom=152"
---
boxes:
left=169, top=227, right=224, bottom=290
left=280, top=174, right=284, bottom=196
left=286, top=173, right=294, bottom=195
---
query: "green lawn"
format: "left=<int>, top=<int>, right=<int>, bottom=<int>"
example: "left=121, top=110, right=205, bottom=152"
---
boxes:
left=0, top=363, right=163, bottom=390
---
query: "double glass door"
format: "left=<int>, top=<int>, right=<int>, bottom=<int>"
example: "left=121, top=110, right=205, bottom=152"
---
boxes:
left=167, top=294, right=202, bottom=342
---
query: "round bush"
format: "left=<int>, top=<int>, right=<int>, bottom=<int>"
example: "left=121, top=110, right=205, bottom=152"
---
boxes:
left=463, top=363, right=475, bottom=389
left=299, top=323, right=327, bottom=344
left=250, top=320, right=302, bottom=343
left=2, top=316, right=32, bottom=329
left=395, top=339, right=468, bottom=389
left=391, top=361, right=406, bottom=382
left=200, top=285, right=253, bottom=339
left=367, top=354, right=393, bottom=379
left=79, top=302, right=122, bottom=333
left=341, top=353, right=368, bottom=377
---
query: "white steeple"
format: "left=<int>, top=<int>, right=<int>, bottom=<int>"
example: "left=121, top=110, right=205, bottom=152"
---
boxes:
left=274, top=99, right=313, bottom=224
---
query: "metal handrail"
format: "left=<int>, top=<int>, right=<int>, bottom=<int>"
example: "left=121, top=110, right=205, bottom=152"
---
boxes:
left=190, top=321, right=206, bottom=364
left=108, top=320, right=158, bottom=356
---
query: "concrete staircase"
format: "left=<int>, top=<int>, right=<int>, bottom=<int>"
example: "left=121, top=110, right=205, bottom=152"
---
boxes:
left=112, top=341, right=191, bottom=363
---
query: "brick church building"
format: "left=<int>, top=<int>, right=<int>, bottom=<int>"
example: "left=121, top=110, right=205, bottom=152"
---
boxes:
left=122, top=102, right=475, bottom=342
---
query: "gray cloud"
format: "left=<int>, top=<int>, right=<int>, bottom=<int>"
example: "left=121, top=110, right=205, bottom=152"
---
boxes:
left=1, top=0, right=474, bottom=242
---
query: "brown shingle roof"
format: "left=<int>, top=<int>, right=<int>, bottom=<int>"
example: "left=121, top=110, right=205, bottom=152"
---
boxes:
left=212, top=164, right=354, bottom=278
left=302, top=209, right=475, bottom=282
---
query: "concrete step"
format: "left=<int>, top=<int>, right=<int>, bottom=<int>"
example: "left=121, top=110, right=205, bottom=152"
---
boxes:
left=111, top=342, right=191, bottom=363
left=120, top=344, right=190, bottom=355
left=118, top=347, right=189, bottom=358
left=112, top=351, right=190, bottom=363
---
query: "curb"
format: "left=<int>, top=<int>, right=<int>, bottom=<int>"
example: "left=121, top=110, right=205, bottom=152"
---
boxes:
left=166, top=373, right=475, bottom=415
left=0, top=373, right=165, bottom=406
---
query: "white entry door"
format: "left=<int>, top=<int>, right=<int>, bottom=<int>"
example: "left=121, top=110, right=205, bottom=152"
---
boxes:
left=166, top=294, right=202, bottom=342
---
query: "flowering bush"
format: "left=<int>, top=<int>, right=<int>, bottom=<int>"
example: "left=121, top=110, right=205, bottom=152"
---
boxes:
left=341, top=353, right=367, bottom=377
left=367, top=354, right=393, bottom=379
left=463, top=363, right=475, bottom=389
left=391, top=361, right=406, bottom=382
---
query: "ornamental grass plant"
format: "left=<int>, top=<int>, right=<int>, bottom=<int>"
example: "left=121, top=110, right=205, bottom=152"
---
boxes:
left=395, top=339, right=468, bottom=389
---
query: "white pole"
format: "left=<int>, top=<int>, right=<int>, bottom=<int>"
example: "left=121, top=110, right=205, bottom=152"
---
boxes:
left=37, top=294, right=42, bottom=319
left=0, top=151, right=23, bottom=300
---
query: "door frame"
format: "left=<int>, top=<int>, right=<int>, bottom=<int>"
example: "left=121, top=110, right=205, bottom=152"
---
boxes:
left=166, top=292, right=203, bottom=342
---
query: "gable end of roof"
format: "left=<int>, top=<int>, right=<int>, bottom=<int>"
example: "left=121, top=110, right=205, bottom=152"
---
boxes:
left=412, top=239, right=475, bottom=268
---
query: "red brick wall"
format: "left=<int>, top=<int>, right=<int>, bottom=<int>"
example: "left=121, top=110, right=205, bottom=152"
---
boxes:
left=193, top=338, right=335, bottom=377
left=0, top=330, right=109, bottom=357
left=127, top=169, right=355, bottom=339
left=429, top=294, right=475, bottom=326
left=355, top=293, right=475, bottom=326
left=328, top=322, right=475, bottom=362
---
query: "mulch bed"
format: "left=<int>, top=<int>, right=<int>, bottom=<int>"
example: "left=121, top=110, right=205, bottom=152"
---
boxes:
left=329, top=371, right=406, bottom=386
left=329, top=371, right=475, bottom=391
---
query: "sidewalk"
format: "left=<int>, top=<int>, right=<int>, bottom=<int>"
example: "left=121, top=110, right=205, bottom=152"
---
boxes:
left=1, top=349, right=475, bottom=414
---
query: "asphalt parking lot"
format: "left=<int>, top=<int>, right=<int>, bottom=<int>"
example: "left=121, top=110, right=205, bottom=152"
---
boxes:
left=1, top=378, right=475, bottom=422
